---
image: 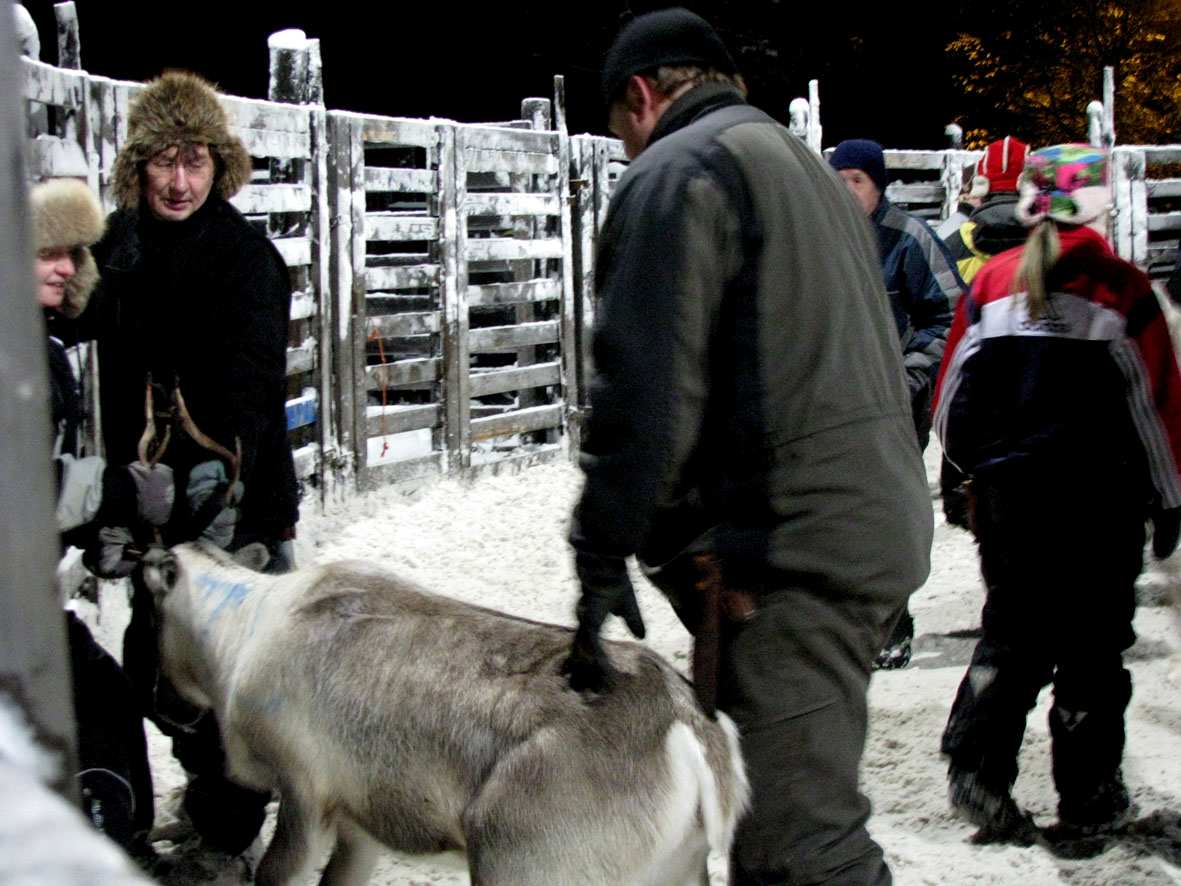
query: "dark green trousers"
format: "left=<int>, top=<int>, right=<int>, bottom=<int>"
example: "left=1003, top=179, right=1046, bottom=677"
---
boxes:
left=722, top=586, right=900, bottom=886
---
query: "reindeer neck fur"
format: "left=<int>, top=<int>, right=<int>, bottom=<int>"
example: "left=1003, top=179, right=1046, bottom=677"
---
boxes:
left=162, top=543, right=283, bottom=709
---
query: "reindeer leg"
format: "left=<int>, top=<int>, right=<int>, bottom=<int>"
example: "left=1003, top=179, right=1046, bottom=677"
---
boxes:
left=318, top=818, right=380, bottom=886
left=255, top=789, right=322, bottom=886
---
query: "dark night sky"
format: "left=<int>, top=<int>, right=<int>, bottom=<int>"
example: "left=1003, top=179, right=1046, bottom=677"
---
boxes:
left=19, top=0, right=965, bottom=149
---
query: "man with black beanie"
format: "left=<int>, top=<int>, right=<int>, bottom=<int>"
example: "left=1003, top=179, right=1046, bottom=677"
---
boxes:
left=564, top=8, right=932, bottom=885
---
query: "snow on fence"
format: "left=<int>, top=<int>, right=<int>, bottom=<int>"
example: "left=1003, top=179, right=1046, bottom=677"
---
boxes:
left=21, top=34, right=1181, bottom=510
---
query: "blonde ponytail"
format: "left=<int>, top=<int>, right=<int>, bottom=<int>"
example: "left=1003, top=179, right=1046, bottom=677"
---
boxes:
left=1015, top=220, right=1060, bottom=320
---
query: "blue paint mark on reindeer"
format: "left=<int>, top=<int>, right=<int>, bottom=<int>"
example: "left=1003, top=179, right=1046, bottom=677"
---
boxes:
left=195, top=573, right=252, bottom=634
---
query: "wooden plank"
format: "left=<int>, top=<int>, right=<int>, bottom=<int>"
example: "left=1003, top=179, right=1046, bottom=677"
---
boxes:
left=882, top=150, right=948, bottom=170
left=309, top=105, right=338, bottom=503
left=365, top=213, right=440, bottom=242
left=469, top=362, right=560, bottom=398
left=471, top=404, right=563, bottom=441
left=1149, top=212, right=1181, bottom=233
left=21, top=58, right=85, bottom=107
left=885, top=182, right=945, bottom=203
left=365, top=403, right=441, bottom=436
left=467, top=442, right=566, bottom=476
left=366, top=357, right=441, bottom=389
left=465, top=192, right=561, bottom=217
left=289, top=288, right=317, bottom=321
left=573, top=136, right=597, bottom=409
left=292, top=442, right=319, bottom=480
left=27, top=135, right=88, bottom=179
left=225, top=98, right=309, bottom=134
left=465, top=148, right=558, bottom=176
left=285, top=391, right=318, bottom=431
left=231, top=183, right=311, bottom=215
left=1148, top=179, right=1181, bottom=200
left=362, top=452, right=444, bottom=489
left=356, top=116, right=440, bottom=149
left=237, top=127, right=310, bottom=160
left=1142, top=147, right=1181, bottom=166
left=367, top=311, right=440, bottom=338
left=466, top=238, right=564, bottom=262
left=467, top=278, right=562, bottom=306
left=287, top=340, right=315, bottom=376
left=555, top=106, right=577, bottom=443
left=365, top=263, right=440, bottom=291
left=460, top=126, right=556, bottom=154
left=443, top=126, right=471, bottom=470
left=364, top=167, right=436, bottom=193
left=469, top=320, right=559, bottom=352
left=273, top=236, right=312, bottom=267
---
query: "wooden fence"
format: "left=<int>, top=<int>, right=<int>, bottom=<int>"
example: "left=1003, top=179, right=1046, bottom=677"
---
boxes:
left=22, top=39, right=1181, bottom=513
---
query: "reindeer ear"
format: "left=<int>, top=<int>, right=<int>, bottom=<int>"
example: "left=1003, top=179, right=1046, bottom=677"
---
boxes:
left=141, top=546, right=179, bottom=596
left=232, top=542, right=271, bottom=573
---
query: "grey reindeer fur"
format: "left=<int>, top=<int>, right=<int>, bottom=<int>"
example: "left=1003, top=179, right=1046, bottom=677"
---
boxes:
left=141, top=543, right=748, bottom=886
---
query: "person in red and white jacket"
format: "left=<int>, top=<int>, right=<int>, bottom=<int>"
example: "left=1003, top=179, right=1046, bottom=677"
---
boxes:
left=931, top=144, right=1181, bottom=844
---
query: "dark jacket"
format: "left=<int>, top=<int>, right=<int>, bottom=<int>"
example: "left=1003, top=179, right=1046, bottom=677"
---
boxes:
left=934, top=226, right=1181, bottom=510
left=572, top=84, right=932, bottom=603
left=78, top=197, right=299, bottom=542
left=943, top=192, right=1026, bottom=285
left=868, top=197, right=959, bottom=404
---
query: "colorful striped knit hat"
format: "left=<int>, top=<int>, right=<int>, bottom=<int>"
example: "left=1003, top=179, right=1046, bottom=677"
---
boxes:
left=1015, top=144, right=1110, bottom=227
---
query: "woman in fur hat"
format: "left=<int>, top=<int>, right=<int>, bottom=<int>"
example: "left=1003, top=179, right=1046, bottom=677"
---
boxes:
left=71, top=70, right=297, bottom=856
left=31, top=177, right=158, bottom=863
left=932, top=145, right=1181, bottom=843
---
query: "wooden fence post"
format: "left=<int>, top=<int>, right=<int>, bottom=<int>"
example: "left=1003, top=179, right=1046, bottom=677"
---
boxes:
left=0, top=6, right=78, bottom=799
left=1112, top=148, right=1148, bottom=268
left=1102, top=65, right=1116, bottom=149
left=327, top=112, right=357, bottom=493
left=1087, top=101, right=1104, bottom=148
left=442, top=125, right=471, bottom=472
left=53, top=2, right=80, bottom=70
left=553, top=75, right=577, bottom=455
left=788, top=97, right=808, bottom=141
left=807, top=79, right=822, bottom=153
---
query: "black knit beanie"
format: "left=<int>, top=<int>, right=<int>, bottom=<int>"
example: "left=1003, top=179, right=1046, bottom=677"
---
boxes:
left=830, top=139, right=888, bottom=194
left=601, top=7, right=737, bottom=105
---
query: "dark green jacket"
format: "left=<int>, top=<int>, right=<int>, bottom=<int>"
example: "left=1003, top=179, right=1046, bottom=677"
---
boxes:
left=572, top=84, right=932, bottom=603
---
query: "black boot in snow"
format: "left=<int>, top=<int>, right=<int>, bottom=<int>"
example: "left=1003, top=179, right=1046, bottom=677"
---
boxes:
left=948, top=768, right=1039, bottom=846
left=1049, top=774, right=1135, bottom=839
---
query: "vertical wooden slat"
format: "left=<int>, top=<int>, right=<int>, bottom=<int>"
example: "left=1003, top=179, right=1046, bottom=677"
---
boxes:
left=348, top=116, right=368, bottom=483
left=53, top=2, right=81, bottom=70
left=310, top=105, right=336, bottom=502
left=553, top=75, right=576, bottom=455
left=328, top=112, right=356, bottom=489
left=443, top=125, right=472, bottom=470
left=573, top=136, right=597, bottom=412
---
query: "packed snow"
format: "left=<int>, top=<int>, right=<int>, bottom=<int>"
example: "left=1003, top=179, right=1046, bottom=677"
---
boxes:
left=74, top=443, right=1181, bottom=885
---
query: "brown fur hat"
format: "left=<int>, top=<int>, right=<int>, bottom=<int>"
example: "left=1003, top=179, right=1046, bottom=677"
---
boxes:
left=30, top=178, right=104, bottom=318
left=112, top=71, right=252, bottom=211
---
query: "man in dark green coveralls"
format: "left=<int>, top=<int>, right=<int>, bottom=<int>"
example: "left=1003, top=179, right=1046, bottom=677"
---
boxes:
left=562, top=9, right=933, bottom=885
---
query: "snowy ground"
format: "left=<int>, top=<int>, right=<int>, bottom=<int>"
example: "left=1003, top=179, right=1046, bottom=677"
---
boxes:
left=78, top=443, right=1181, bottom=885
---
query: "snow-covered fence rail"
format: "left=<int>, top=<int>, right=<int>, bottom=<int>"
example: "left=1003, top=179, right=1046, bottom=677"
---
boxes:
left=1112, top=146, right=1181, bottom=282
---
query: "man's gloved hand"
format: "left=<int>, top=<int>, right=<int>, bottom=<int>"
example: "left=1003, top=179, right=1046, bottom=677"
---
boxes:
left=125, top=462, right=175, bottom=528
left=82, top=526, right=138, bottom=579
left=563, top=551, right=645, bottom=693
left=1152, top=506, right=1181, bottom=560
left=186, top=460, right=244, bottom=549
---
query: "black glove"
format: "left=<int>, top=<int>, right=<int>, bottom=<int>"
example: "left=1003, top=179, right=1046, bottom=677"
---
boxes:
left=563, top=551, right=645, bottom=693
left=185, top=460, right=244, bottom=549
left=1152, top=506, right=1181, bottom=560
left=940, top=457, right=972, bottom=531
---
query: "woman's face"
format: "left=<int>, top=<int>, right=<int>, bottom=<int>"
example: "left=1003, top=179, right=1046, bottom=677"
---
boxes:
left=36, top=246, right=76, bottom=310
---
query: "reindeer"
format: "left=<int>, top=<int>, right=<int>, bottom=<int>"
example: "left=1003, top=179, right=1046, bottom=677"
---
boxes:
left=139, top=542, right=749, bottom=886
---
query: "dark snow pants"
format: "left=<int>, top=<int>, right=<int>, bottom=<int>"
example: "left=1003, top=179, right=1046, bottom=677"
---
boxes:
left=941, top=475, right=1142, bottom=812
left=66, top=612, right=155, bottom=853
left=123, top=570, right=272, bottom=855
left=721, top=584, right=902, bottom=886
